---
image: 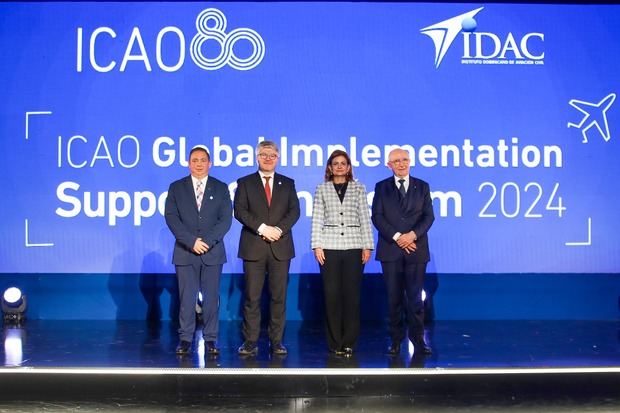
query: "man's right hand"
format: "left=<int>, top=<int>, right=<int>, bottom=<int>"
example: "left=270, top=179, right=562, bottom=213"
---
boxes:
left=261, top=226, right=282, bottom=242
left=402, top=242, right=417, bottom=254
left=396, top=231, right=416, bottom=248
left=192, top=238, right=210, bottom=254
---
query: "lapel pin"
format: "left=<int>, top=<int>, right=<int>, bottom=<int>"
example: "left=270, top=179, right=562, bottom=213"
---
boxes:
left=209, top=196, right=213, bottom=199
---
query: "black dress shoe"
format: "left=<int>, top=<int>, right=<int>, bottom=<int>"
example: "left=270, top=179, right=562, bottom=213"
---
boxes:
left=413, top=339, right=432, bottom=355
left=206, top=341, right=220, bottom=355
left=270, top=342, right=287, bottom=355
left=237, top=340, right=258, bottom=356
left=175, top=340, right=191, bottom=355
left=387, top=341, right=401, bottom=355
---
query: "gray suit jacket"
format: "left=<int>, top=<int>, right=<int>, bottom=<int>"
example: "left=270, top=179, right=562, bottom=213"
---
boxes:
left=311, top=180, right=374, bottom=251
left=164, top=175, right=232, bottom=266
left=234, top=172, right=300, bottom=261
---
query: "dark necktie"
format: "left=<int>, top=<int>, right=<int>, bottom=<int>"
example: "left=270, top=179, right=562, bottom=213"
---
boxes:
left=398, top=178, right=407, bottom=198
left=264, top=176, right=272, bottom=206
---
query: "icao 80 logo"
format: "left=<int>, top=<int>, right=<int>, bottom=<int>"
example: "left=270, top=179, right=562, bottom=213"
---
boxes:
left=191, top=8, right=265, bottom=70
left=76, top=8, right=265, bottom=72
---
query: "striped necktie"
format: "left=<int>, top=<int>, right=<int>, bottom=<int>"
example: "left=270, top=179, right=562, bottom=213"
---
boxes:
left=196, top=180, right=204, bottom=210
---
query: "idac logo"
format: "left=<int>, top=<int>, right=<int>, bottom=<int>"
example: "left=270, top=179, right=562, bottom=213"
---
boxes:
left=420, top=7, right=545, bottom=68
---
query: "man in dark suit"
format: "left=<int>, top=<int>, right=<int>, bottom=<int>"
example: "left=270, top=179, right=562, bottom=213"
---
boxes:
left=165, top=146, right=232, bottom=355
left=371, top=148, right=435, bottom=356
left=234, top=140, right=300, bottom=356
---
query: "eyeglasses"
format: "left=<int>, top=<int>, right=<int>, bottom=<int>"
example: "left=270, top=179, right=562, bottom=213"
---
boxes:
left=258, top=153, right=278, bottom=160
left=390, top=158, right=410, bottom=165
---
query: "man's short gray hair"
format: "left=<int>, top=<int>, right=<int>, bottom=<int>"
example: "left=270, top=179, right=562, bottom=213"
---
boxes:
left=256, top=140, right=279, bottom=155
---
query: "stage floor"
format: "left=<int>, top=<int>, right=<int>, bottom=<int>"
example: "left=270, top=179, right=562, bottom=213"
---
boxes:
left=1, top=319, right=619, bottom=411
left=3, top=319, right=619, bottom=369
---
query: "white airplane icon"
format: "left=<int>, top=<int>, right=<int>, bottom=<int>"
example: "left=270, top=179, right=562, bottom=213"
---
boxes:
left=567, top=93, right=616, bottom=143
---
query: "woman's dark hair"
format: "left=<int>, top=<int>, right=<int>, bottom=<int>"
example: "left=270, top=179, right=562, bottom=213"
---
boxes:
left=324, top=150, right=353, bottom=182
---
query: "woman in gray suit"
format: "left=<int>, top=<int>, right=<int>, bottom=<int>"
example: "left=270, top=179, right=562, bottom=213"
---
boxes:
left=311, top=150, right=374, bottom=356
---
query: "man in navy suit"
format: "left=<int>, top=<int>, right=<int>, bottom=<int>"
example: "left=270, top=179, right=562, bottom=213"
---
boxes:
left=165, top=146, right=232, bottom=355
left=371, top=148, right=435, bottom=356
left=234, top=141, right=300, bottom=356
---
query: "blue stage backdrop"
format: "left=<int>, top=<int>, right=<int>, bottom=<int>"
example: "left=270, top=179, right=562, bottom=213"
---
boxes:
left=1, top=2, right=619, bottom=276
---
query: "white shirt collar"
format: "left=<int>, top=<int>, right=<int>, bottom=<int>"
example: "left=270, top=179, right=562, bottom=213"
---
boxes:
left=393, top=175, right=409, bottom=185
left=191, top=175, right=208, bottom=188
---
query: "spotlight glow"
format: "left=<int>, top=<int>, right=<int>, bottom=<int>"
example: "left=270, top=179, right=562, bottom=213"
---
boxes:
left=408, top=340, right=414, bottom=356
left=4, top=329, right=23, bottom=366
left=3, top=288, right=22, bottom=305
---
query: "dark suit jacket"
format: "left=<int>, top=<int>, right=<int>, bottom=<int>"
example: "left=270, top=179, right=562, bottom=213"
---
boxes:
left=371, top=176, right=434, bottom=263
left=165, top=175, right=232, bottom=266
left=234, top=172, right=300, bottom=261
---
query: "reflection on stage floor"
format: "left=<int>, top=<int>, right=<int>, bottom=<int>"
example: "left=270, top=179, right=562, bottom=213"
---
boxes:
left=3, top=319, right=619, bottom=369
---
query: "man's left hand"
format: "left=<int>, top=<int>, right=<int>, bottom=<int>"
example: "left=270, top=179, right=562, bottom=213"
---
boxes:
left=396, top=231, right=416, bottom=248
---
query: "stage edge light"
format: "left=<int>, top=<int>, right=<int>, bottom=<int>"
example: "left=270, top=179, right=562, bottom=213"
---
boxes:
left=2, top=287, right=27, bottom=325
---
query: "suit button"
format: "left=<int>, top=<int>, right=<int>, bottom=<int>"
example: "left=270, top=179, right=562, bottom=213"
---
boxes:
left=340, top=212, right=343, bottom=215
left=341, top=233, right=344, bottom=236
left=341, top=223, right=344, bottom=226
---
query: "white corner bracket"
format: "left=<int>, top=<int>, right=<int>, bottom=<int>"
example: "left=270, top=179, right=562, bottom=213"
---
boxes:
left=564, top=217, right=592, bottom=247
left=25, top=111, right=52, bottom=140
left=24, top=219, right=54, bottom=247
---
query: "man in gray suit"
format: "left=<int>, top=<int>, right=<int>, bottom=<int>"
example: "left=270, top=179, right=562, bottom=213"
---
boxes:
left=372, top=147, right=434, bottom=356
left=234, top=141, right=300, bottom=356
left=165, top=146, right=232, bottom=355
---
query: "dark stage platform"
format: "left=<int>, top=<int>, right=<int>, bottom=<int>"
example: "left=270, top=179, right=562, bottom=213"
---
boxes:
left=1, top=320, right=619, bottom=411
